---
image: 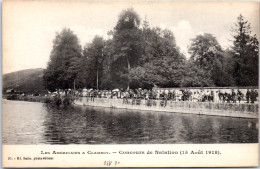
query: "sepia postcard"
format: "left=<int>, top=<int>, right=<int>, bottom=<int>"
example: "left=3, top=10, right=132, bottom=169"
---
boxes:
left=2, top=0, right=259, bottom=167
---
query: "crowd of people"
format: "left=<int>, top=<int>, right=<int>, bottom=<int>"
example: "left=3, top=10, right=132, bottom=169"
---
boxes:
left=76, top=88, right=258, bottom=104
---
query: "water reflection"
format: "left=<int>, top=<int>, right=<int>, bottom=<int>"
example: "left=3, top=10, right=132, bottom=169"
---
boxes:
left=2, top=100, right=47, bottom=144
left=2, top=100, right=258, bottom=144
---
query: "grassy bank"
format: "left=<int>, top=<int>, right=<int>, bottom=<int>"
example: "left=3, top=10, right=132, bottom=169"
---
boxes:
left=4, top=94, right=74, bottom=105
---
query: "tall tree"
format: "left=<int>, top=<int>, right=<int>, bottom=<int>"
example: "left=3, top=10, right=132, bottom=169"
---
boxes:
left=111, top=8, right=142, bottom=89
left=130, top=27, right=186, bottom=88
left=100, top=39, right=116, bottom=89
left=43, top=28, right=82, bottom=91
left=188, top=33, right=226, bottom=86
left=189, top=33, right=223, bottom=68
left=81, top=36, right=105, bottom=89
left=231, top=14, right=259, bottom=86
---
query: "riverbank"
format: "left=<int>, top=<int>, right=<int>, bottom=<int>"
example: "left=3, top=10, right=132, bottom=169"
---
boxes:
left=74, top=97, right=258, bottom=119
left=4, top=94, right=74, bottom=105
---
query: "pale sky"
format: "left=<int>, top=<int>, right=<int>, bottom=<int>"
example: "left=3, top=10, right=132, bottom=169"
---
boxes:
left=3, top=1, right=259, bottom=74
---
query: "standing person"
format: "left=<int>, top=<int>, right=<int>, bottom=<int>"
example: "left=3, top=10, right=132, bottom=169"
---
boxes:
left=250, top=89, right=258, bottom=104
left=156, top=90, right=160, bottom=100
left=145, top=91, right=149, bottom=100
left=180, top=90, right=184, bottom=101
left=218, top=90, right=223, bottom=103
left=231, top=89, right=237, bottom=103
left=195, top=90, right=199, bottom=102
left=206, top=90, right=210, bottom=102
left=107, top=90, right=111, bottom=99
left=165, top=92, right=169, bottom=107
left=237, top=89, right=243, bottom=103
left=172, top=90, right=176, bottom=101
left=227, top=93, right=232, bottom=103
left=122, top=91, right=126, bottom=104
left=90, top=90, right=93, bottom=101
left=246, top=89, right=251, bottom=103
left=103, top=90, right=106, bottom=98
left=198, top=90, right=202, bottom=102
left=160, top=90, right=165, bottom=100
left=192, top=92, right=197, bottom=102
left=209, top=91, right=213, bottom=102
left=222, top=91, right=226, bottom=102
left=214, top=90, right=219, bottom=103
left=117, top=90, right=121, bottom=99
left=165, top=90, right=169, bottom=100
left=126, top=90, right=129, bottom=104
left=188, top=90, right=193, bottom=101
left=92, top=90, right=96, bottom=101
left=168, top=90, right=172, bottom=100
left=255, top=90, right=258, bottom=102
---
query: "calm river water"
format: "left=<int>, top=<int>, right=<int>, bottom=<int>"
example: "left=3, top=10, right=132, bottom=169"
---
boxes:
left=2, top=100, right=258, bottom=144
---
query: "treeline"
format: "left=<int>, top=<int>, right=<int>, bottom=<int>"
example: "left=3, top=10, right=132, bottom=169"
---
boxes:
left=43, top=9, right=258, bottom=92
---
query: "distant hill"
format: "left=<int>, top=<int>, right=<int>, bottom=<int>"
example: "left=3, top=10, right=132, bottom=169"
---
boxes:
left=3, top=68, right=47, bottom=94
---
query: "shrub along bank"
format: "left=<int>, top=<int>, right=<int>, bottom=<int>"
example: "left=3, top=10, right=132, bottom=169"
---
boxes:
left=4, top=94, right=74, bottom=106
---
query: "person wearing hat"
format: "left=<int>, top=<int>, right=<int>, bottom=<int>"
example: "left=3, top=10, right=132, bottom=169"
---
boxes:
left=237, top=89, right=243, bottom=103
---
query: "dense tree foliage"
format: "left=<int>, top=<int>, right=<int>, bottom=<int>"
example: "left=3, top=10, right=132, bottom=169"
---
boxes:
left=77, top=36, right=105, bottom=89
left=189, top=33, right=222, bottom=67
left=188, top=33, right=234, bottom=86
left=99, top=39, right=116, bottom=89
left=231, top=15, right=258, bottom=86
left=111, top=8, right=143, bottom=89
left=181, top=61, right=214, bottom=87
left=44, top=11, right=258, bottom=91
left=43, top=28, right=82, bottom=92
left=130, top=24, right=186, bottom=88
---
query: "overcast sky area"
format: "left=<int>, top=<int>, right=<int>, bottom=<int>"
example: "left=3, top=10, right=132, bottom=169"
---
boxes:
left=3, top=1, right=259, bottom=74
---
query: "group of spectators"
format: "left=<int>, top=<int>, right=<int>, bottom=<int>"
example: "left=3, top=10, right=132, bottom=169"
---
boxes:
left=77, top=88, right=258, bottom=104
